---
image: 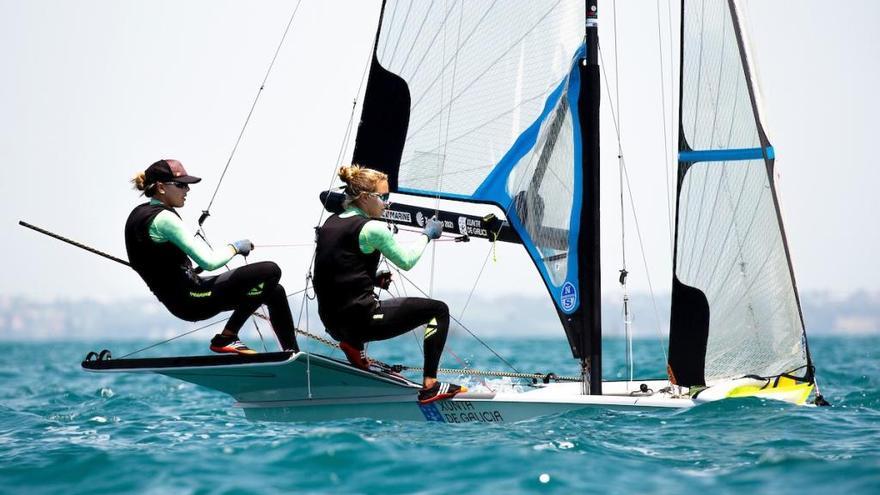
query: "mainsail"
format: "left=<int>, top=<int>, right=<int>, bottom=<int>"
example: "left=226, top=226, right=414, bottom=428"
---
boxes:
left=668, top=0, right=812, bottom=386
left=352, top=1, right=596, bottom=361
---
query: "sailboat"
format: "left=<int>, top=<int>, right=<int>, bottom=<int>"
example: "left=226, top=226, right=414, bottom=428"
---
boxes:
left=83, top=0, right=823, bottom=423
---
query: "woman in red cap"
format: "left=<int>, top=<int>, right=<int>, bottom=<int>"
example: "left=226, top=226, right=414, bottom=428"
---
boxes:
left=125, top=159, right=299, bottom=354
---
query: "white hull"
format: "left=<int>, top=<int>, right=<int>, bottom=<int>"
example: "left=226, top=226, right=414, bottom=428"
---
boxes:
left=239, top=381, right=692, bottom=423
left=84, top=351, right=812, bottom=423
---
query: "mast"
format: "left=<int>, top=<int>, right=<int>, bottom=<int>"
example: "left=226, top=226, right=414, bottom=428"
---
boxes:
left=577, top=0, right=602, bottom=394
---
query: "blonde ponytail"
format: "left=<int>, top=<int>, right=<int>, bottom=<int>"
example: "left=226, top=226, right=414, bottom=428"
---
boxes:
left=338, top=164, right=388, bottom=197
left=131, top=172, right=146, bottom=190
left=131, top=171, right=158, bottom=197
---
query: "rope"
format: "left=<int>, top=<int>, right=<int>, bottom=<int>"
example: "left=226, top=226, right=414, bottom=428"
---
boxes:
left=621, top=160, right=670, bottom=364
left=255, top=243, right=315, bottom=248
left=391, top=269, right=521, bottom=375
left=304, top=35, right=375, bottom=287
left=610, top=0, right=634, bottom=382
left=656, top=0, right=675, bottom=253
left=399, top=365, right=580, bottom=383
left=381, top=258, right=423, bottom=353
left=117, top=287, right=310, bottom=359
left=202, top=0, right=304, bottom=221
left=428, top=0, right=465, bottom=298
left=599, top=45, right=670, bottom=364
left=251, top=311, right=577, bottom=383
left=313, top=35, right=376, bottom=230
left=382, top=257, right=494, bottom=390
left=112, top=280, right=562, bottom=384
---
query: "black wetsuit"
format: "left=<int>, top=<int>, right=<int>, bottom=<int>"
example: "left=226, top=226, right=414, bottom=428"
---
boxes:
left=313, top=213, right=449, bottom=377
left=124, top=202, right=299, bottom=351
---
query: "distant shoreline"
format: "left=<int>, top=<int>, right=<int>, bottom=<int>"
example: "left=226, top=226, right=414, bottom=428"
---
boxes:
left=1, top=290, right=877, bottom=340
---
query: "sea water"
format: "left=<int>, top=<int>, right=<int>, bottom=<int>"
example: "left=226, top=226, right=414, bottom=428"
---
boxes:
left=1, top=335, right=878, bottom=494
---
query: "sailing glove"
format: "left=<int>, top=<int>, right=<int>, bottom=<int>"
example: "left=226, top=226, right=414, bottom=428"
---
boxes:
left=375, top=269, right=392, bottom=290
left=423, top=217, right=443, bottom=240
left=231, top=239, right=254, bottom=256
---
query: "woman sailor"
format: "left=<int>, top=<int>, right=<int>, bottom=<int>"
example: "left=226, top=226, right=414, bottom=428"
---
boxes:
left=313, top=164, right=466, bottom=404
left=125, top=159, right=299, bottom=354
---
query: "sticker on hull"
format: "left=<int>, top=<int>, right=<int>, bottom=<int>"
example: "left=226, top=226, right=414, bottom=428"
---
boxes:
left=419, top=401, right=506, bottom=423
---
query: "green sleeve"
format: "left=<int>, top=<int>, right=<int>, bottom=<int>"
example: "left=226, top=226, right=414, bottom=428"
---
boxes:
left=148, top=210, right=236, bottom=271
left=359, top=220, right=429, bottom=271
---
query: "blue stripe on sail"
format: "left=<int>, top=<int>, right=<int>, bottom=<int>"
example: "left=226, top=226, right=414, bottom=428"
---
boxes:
left=471, top=79, right=568, bottom=204
left=473, top=45, right=585, bottom=314
left=561, top=51, right=584, bottom=314
left=679, top=146, right=775, bottom=162
left=408, top=46, right=586, bottom=314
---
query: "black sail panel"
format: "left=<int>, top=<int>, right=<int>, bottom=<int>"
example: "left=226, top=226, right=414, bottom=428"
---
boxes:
left=668, top=276, right=710, bottom=386
left=351, top=53, right=410, bottom=191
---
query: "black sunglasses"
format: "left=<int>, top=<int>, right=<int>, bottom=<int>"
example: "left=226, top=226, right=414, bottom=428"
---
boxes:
left=367, top=192, right=390, bottom=202
left=164, top=181, right=190, bottom=189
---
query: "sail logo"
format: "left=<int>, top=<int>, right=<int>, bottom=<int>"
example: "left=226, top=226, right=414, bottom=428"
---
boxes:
left=415, top=211, right=425, bottom=227
left=457, top=216, right=489, bottom=237
left=560, top=282, right=577, bottom=312
left=382, top=210, right=411, bottom=223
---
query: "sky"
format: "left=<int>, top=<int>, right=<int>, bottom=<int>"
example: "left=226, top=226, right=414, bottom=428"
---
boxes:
left=1, top=0, right=878, bottom=310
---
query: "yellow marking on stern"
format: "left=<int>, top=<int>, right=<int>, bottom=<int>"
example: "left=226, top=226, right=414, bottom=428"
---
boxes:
left=726, top=376, right=814, bottom=405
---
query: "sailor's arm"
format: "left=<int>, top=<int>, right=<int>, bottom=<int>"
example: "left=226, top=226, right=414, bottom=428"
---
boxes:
left=359, top=220, right=428, bottom=271
left=149, top=210, right=237, bottom=270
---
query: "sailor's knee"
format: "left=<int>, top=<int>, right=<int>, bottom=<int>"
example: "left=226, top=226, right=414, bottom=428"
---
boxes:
left=435, top=300, right=449, bottom=317
left=251, top=261, right=281, bottom=285
left=273, top=283, right=286, bottom=298
left=263, top=261, right=282, bottom=279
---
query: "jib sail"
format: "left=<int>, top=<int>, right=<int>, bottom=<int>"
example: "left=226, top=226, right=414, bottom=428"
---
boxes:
left=668, top=0, right=812, bottom=386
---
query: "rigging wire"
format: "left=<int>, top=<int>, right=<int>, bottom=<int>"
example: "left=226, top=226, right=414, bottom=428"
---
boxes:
left=255, top=243, right=316, bottom=248
left=288, top=6, right=489, bottom=379
left=383, top=257, right=495, bottom=391
left=296, top=37, right=376, bottom=330
left=382, top=258, right=423, bottom=353
left=621, top=161, right=669, bottom=365
left=392, top=268, right=521, bottom=375
left=288, top=19, right=475, bottom=373
left=611, top=0, right=635, bottom=385
left=427, top=0, right=465, bottom=300
left=428, top=0, right=448, bottom=299
left=181, top=1, right=304, bottom=348
left=656, top=0, right=675, bottom=253
left=421, top=2, right=467, bottom=381
left=598, top=45, right=670, bottom=364
left=308, top=36, right=375, bottom=252
left=200, top=0, right=304, bottom=228
left=667, top=0, right=677, bottom=170
left=119, top=287, right=310, bottom=359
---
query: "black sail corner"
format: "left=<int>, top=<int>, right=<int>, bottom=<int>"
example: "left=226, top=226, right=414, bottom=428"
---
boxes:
left=667, top=276, right=709, bottom=386
left=350, top=54, right=410, bottom=192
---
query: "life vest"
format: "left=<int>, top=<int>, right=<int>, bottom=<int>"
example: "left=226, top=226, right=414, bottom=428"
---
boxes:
left=124, top=202, right=199, bottom=303
left=313, top=213, right=381, bottom=328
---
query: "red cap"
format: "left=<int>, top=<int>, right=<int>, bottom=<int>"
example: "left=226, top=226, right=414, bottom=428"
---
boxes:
left=144, top=159, right=201, bottom=185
